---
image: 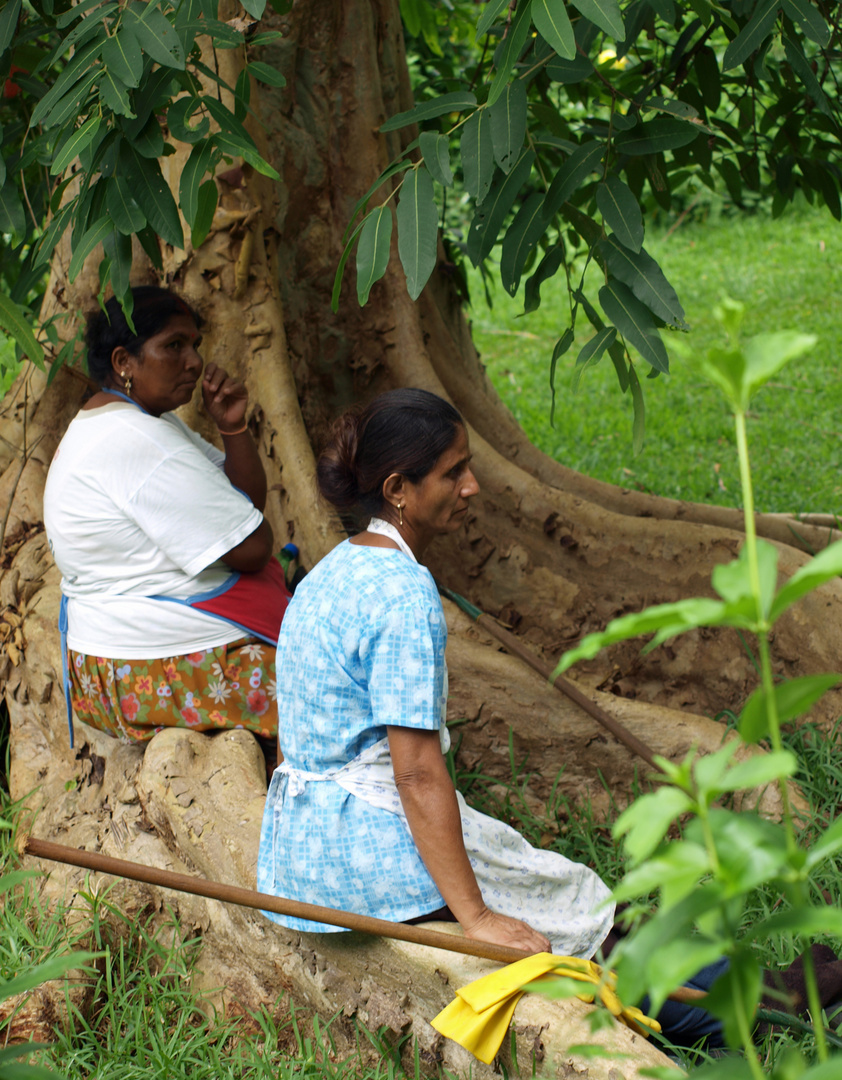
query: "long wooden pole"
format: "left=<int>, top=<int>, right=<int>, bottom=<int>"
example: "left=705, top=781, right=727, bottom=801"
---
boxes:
left=24, top=837, right=706, bottom=1003
left=439, top=587, right=660, bottom=771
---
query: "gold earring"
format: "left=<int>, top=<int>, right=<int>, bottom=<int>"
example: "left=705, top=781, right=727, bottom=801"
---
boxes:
left=121, top=370, right=132, bottom=396
left=398, top=503, right=404, bottom=527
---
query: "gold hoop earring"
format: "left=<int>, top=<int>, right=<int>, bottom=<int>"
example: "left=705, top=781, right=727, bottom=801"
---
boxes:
left=121, top=370, right=132, bottom=396
left=398, top=503, right=404, bottom=527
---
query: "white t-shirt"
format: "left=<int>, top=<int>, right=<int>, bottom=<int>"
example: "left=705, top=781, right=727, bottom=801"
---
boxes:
left=44, top=402, right=264, bottom=658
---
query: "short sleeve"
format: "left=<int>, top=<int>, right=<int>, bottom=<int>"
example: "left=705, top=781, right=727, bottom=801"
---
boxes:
left=366, top=600, right=445, bottom=730
left=163, top=413, right=225, bottom=468
left=122, top=448, right=262, bottom=577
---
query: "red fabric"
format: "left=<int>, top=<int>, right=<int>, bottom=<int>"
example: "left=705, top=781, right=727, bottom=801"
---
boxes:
left=193, top=559, right=291, bottom=644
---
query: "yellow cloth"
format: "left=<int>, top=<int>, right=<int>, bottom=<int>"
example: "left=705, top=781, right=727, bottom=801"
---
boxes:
left=430, top=953, right=661, bottom=1064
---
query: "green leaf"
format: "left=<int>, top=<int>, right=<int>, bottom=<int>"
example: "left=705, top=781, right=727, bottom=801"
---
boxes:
left=722, top=0, right=780, bottom=71
left=596, top=177, right=644, bottom=253
left=628, top=360, right=645, bottom=455
left=102, top=27, right=143, bottom=88
left=500, top=191, right=546, bottom=296
left=805, top=813, right=842, bottom=869
left=0, top=294, right=44, bottom=369
left=396, top=166, right=437, bottom=301
left=343, top=157, right=413, bottom=244
left=103, top=228, right=132, bottom=299
left=615, top=117, right=700, bottom=156
left=524, top=245, right=565, bottom=314
left=489, top=81, right=527, bottom=175
left=487, top=0, right=533, bottom=107
left=600, top=235, right=686, bottom=328
left=56, top=0, right=106, bottom=27
left=544, top=141, right=604, bottom=218
left=239, top=0, right=267, bottom=18
left=572, top=327, right=616, bottom=391
left=0, top=0, right=21, bottom=55
left=30, top=40, right=103, bottom=128
left=212, top=132, right=281, bottom=180
left=419, top=133, right=453, bottom=187
left=179, top=140, right=216, bottom=227
left=0, top=181, right=25, bottom=245
left=642, top=95, right=700, bottom=123
left=123, top=146, right=184, bottom=248
left=717, top=751, right=797, bottom=793
left=466, top=149, right=535, bottom=264
left=136, top=223, right=163, bottom=270
left=167, top=96, right=210, bottom=144
left=332, top=218, right=366, bottom=313
left=613, top=786, right=694, bottom=865
left=546, top=53, right=593, bottom=83
left=42, top=69, right=100, bottom=130
left=569, top=0, right=623, bottom=39
left=770, top=540, right=842, bottom=623
left=755, top=905, right=842, bottom=940
left=612, top=843, right=709, bottom=907
left=100, top=68, right=135, bottom=118
left=68, top=215, right=112, bottom=282
left=356, top=204, right=393, bottom=306
left=191, top=178, right=217, bottom=248
left=461, top=109, right=495, bottom=204
left=51, top=117, right=101, bottom=176
left=532, top=0, right=575, bottom=60
left=247, top=61, right=286, bottom=87
left=476, top=0, right=510, bottom=39
left=0, top=952, right=96, bottom=1001
left=783, top=33, right=833, bottom=119
left=124, top=2, right=185, bottom=70
left=782, top=0, right=830, bottom=46
left=599, top=279, right=669, bottom=372
left=380, top=92, right=478, bottom=133
left=702, top=951, right=761, bottom=1050
left=740, top=674, right=842, bottom=744
left=106, top=175, right=145, bottom=235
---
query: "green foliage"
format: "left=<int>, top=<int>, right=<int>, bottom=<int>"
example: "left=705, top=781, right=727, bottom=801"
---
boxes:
left=338, top=0, right=841, bottom=439
left=551, top=301, right=842, bottom=1073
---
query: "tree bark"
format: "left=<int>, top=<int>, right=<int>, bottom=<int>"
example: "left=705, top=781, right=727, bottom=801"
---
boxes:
left=2, top=0, right=837, bottom=1072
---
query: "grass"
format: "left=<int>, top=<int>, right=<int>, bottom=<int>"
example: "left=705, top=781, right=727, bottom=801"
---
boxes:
left=467, top=203, right=842, bottom=514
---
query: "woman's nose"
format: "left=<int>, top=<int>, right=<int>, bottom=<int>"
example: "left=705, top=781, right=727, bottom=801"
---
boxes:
left=462, top=469, right=480, bottom=497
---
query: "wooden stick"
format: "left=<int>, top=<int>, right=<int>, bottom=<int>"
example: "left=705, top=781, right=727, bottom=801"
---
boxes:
left=24, top=838, right=706, bottom=1004
left=440, top=587, right=660, bottom=771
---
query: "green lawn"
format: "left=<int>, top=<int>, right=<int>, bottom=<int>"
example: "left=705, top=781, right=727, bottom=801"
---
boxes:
left=468, top=205, right=842, bottom=515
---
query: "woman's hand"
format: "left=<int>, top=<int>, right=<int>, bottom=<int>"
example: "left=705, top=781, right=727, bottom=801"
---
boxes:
left=462, top=907, right=551, bottom=954
left=202, top=362, right=248, bottom=432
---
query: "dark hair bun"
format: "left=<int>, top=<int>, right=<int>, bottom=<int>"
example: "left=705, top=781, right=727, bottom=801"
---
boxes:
left=317, top=413, right=363, bottom=511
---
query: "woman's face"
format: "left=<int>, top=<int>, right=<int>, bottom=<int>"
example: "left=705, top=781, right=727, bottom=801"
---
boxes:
left=403, top=425, right=479, bottom=542
left=115, top=313, right=204, bottom=416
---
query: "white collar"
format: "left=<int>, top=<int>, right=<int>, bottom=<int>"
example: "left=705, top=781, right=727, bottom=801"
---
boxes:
left=366, top=517, right=417, bottom=562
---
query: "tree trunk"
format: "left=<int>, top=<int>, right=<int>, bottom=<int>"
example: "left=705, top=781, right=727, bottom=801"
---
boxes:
left=2, top=0, right=838, bottom=1072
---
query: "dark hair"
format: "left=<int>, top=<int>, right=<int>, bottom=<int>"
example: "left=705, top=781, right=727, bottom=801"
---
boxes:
left=85, top=286, right=203, bottom=386
left=318, top=389, right=463, bottom=516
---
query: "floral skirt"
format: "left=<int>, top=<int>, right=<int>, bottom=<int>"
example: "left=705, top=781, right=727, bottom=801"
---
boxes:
left=67, top=637, right=277, bottom=742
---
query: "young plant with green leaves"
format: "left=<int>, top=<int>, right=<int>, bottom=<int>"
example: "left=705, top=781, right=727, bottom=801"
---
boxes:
left=545, top=301, right=842, bottom=1076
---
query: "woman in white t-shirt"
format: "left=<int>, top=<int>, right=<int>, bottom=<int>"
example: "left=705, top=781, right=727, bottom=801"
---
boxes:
left=44, top=287, right=292, bottom=752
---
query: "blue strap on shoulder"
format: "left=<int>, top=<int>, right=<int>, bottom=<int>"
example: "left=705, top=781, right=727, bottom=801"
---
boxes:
left=59, top=593, right=74, bottom=749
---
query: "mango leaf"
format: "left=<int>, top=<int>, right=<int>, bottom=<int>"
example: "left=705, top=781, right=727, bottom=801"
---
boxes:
left=55, top=0, right=106, bottom=26
left=805, top=813, right=842, bottom=869
left=247, top=61, right=286, bottom=87
left=642, top=95, right=700, bottom=122
left=782, top=0, right=831, bottom=46
left=532, top=0, right=575, bottom=60
left=380, top=91, right=477, bottom=133
left=356, top=204, right=393, bottom=305
left=572, top=327, right=615, bottom=391
left=102, top=27, right=143, bottom=88
left=179, top=140, right=215, bottom=227
left=546, top=53, right=593, bottom=83
left=0, top=293, right=44, bottom=369
left=30, top=40, right=103, bottom=128
left=489, top=81, right=527, bottom=174
left=466, top=149, right=534, bottom=264
left=240, top=0, right=267, bottom=18
left=613, top=786, right=694, bottom=865
left=599, top=279, right=670, bottom=372
left=487, top=0, right=533, bottom=107
left=615, top=117, right=700, bottom=155
left=43, top=68, right=100, bottom=130
left=125, top=2, right=185, bottom=70
left=343, top=158, right=413, bottom=244
left=783, top=34, right=834, bottom=119
left=600, top=235, right=686, bottom=328
left=396, top=166, right=438, bottom=301
left=0, top=0, right=21, bottom=54
left=740, top=674, right=842, bottom=744
left=419, top=132, right=453, bottom=187
left=722, top=0, right=779, bottom=71
left=0, top=182, right=25, bottom=245
left=103, top=228, right=132, bottom=299
left=68, top=215, right=112, bottom=282
left=628, top=361, right=645, bottom=455
left=500, top=192, right=546, bottom=296
left=544, top=141, right=604, bottom=218
left=524, top=245, right=565, bottom=314
left=596, top=177, right=643, bottom=253
left=123, top=147, right=184, bottom=248
left=167, top=96, right=210, bottom=144
left=569, top=0, right=623, bottom=39
left=476, top=0, right=510, bottom=39
left=191, top=179, right=217, bottom=248
left=99, top=68, right=135, bottom=119
left=51, top=117, right=101, bottom=176
left=213, top=131, right=280, bottom=180
left=332, top=218, right=366, bottom=313
left=461, top=108, right=495, bottom=204
left=770, top=540, right=842, bottom=623
left=105, top=175, right=146, bottom=235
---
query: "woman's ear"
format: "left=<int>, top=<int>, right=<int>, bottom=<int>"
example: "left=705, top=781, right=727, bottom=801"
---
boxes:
left=382, top=472, right=407, bottom=511
left=110, top=345, right=131, bottom=382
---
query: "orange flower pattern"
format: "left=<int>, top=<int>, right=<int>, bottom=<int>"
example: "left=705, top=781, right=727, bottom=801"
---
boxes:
left=67, top=637, right=276, bottom=742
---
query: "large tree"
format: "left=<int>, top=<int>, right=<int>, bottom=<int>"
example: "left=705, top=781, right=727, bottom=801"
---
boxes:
left=1, top=0, right=841, bottom=1073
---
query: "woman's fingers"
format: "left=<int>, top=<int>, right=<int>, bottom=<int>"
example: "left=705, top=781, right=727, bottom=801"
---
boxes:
left=202, top=363, right=248, bottom=427
left=463, top=909, right=551, bottom=955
